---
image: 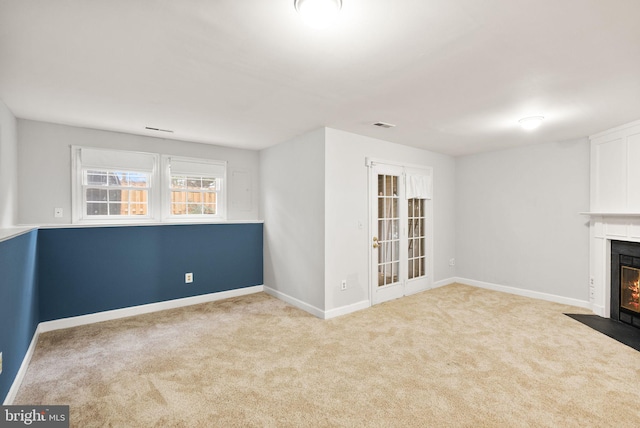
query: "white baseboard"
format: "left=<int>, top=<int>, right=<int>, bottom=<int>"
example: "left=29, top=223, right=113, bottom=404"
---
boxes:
left=591, top=303, right=605, bottom=317
left=455, top=277, right=592, bottom=310
left=432, top=277, right=457, bottom=289
left=262, top=286, right=325, bottom=319
left=3, top=325, right=41, bottom=405
left=39, top=285, right=264, bottom=333
left=262, top=286, right=372, bottom=319
left=324, top=300, right=371, bottom=319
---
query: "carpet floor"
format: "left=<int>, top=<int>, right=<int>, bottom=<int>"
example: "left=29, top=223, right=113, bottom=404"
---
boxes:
left=14, top=284, right=640, bottom=427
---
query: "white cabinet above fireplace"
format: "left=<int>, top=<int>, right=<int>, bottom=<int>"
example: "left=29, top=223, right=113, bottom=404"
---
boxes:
left=590, top=119, right=640, bottom=213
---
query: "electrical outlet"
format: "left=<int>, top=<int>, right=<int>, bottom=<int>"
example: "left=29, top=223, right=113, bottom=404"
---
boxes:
left=185, top=273, right=193, bottom=284
left=449, top=258, right=455, bottom=266
left=54, top=208, right=63, bottom=218
left=341, top=279, right=347, bottom=291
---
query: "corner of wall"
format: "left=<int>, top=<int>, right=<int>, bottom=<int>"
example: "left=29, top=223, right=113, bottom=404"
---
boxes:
left=259, top=128, right=327, bottom=312
left=0, top=99, right=18, bottom=228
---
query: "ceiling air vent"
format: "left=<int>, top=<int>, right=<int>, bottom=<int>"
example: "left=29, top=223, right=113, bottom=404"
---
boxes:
left=373, top=122, right=396, bottom=129
left=145, top=126, right=174, bottom=133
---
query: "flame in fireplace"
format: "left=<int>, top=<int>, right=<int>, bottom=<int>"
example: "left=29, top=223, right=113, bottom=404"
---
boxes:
left=621, top=266, right=640, bottom=313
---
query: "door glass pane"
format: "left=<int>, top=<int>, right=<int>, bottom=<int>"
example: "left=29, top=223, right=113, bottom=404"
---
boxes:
left=377, top=174, right=401, bottom=287
left=408, top=198, right=426, bottom=280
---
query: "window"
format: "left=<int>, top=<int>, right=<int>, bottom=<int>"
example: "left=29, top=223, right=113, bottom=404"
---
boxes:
left=84, top=170, right=150, bottom=217
left=72, top=148, right=227, bottom=223
left=169, top=176, right=218, bottom=215
left=72, top=147, right=159, bottom=223
left=164, top=156, right=226, bottom=220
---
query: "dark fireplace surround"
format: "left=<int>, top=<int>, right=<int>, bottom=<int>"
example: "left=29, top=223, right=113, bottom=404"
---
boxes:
left=611, top=240, right=640, bottom=328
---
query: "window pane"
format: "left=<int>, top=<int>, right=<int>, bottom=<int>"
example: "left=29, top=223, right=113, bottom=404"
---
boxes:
left=171, top=191, right=186, bottom=204
left=86, top=171, right=108, bottom=186
left=109, top=202, right=125, bottom=215
left=203, top=203, right=216, bottom=214
left=130, top=203, right=147, bottom=215
left=171, top=203, right=186, bottom=215
left=385, top=176, right=393, bottom=196
left=86, top=188, right=107, bottom=202
left=202, top=178, right=216, bottom=190
left=187, top=204, right=204, bottom=215
left=108, top=189, right=123, bottom=202
left=187, top=192, right=200, bottom=203
left=128, top=172, right=148, bottom=186
left=87, top=203, right=108, bottom=216
left=187, top=178, right=202, bottom=189
left=108, top=172, right=123, bottom=185
left=171, top=177, right=186, bottom=189
left=203, top=193, right=216, bottom=204
left=128, top=189, right=147, bottom=203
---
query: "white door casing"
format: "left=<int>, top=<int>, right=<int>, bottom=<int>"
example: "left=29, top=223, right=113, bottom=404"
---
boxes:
left=368, top=159, right=433, bottom=305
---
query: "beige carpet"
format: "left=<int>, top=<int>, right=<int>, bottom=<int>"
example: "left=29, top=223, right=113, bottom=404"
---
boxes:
left=14, top=284, right=640, bottom=427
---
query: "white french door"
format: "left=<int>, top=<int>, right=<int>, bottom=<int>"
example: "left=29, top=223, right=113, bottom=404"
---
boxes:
left=370, top=162, right=432, bottom=305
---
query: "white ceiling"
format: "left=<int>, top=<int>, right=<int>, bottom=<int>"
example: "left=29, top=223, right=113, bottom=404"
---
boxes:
left=1, top=0, right=639, bottom=156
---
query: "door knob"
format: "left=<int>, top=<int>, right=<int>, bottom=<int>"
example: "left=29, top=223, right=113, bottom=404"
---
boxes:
left=373, top=237, right=379, bottom=248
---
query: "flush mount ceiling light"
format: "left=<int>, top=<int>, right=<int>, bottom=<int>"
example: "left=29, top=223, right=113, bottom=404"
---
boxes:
left=294, top=0, right=342, bottom=29
left=518, top=116, right=545, bottom=131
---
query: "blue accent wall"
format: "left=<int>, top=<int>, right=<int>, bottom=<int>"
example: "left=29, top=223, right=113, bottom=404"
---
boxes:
left=38, top=223, right=263, bottom=321
left=0, top=230, right=39, bottom=402
left=0, top=223, right=262, bottom=403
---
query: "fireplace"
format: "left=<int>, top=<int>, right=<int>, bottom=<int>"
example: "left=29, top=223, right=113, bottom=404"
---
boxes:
left=611, top=240, right=640, bottom=328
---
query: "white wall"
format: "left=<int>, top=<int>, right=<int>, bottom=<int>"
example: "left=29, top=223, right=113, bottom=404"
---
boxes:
left=325, top=128, right=457, bottom=312
left=17, top=120, right=260, bottom=224
left=0, top=99, right=18, bottom=228
left=455, top=138, right=590, bottom=301
left=260, top=128, right=326, bottom=311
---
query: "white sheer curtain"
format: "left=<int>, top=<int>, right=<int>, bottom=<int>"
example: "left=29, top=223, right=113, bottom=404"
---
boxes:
left=405, top=174, right=432, bottom=199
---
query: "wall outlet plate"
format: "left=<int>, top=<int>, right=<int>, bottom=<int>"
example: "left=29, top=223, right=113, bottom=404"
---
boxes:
left=54, top=208, right=63, bottom=218
left=341, top=280, right=347, bottom=290
left=185, top=273, right=193, bottom=283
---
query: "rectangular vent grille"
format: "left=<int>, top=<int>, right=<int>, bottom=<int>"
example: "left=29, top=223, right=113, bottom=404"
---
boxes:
left=145, top=127, right=174, bottom=133
left=373, top=122, right=396, bottom=128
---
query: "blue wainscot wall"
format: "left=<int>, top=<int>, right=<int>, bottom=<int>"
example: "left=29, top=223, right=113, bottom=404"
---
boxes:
left=1, top=222, right=263, bottom=403
left=38, top=223, right=263, bottom=321
left=0, top=230, right=39, bottom=402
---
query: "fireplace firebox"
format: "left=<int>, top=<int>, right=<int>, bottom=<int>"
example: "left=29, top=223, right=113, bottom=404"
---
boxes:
left=611, top=240, right=640, bottom=328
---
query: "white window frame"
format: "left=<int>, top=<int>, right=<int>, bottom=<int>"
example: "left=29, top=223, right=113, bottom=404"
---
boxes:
left=162, top=155, right=227, bottom=222
left=71, top=146, right=160, bottom=224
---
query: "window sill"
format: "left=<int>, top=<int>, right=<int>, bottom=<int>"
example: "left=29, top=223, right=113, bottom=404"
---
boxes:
left=19, top=220, right=264, bottom=230
left=580, top=212, right=640, bottom=217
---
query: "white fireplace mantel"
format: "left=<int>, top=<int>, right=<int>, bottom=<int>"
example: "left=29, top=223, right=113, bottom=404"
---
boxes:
left=588, top=119, right=640, bottom=318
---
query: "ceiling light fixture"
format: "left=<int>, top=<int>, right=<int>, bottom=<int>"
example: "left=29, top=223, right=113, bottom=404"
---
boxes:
left=294, top=0, right=342, bottom=29
left=518, top=116, right=545, bottom=131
